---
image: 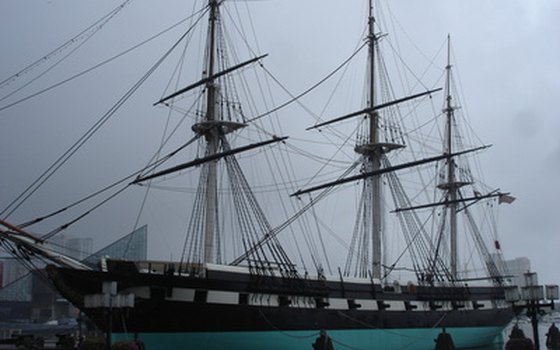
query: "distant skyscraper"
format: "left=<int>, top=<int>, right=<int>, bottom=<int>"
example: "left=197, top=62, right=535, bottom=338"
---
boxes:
left=66, top=237, right=94, bottom=260
left=1, top=259, right=29, bottom=287
left=47, top=234, right=93, bottom=261
left=503, top=257, right=531, bottom=286
left=0, top=273, right=32, bottom=302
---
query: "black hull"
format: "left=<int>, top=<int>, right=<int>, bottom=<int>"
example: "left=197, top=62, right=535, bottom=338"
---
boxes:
left=81, top=301, right=512, bottom=333
left=46, top=260, right=514, bottom=334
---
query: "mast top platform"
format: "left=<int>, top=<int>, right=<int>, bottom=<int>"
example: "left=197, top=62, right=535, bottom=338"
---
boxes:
left=354, top=142, right=404, bottom=155
left=192, top=121, right=247, bottom=136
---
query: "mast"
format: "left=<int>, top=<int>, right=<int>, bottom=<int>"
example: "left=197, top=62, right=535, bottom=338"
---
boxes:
left=442, top=35, right=460, bottom=279
left=204, top=0, right=219, bottom=264
left=446, top=36, right=457, bottom=278
left=351, top=0, right=392, bottom=279
left=368, top=0, right=381, bottom=278
left=172, top=0, right=274, bottom=268
left=367, top=0, right=382, bottom=279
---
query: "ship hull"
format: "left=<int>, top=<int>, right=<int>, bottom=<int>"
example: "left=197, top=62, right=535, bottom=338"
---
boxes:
left=46, top=261, right=514, bottom=350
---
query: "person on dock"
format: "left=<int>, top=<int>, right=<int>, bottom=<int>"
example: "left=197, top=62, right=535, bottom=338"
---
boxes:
left=434, top=328, right=455, bottom=350
left=546, top=323, right=560, bottom=350
left=505, top=324, right=535, bottom=350
left=312, top=330, right=334, bottom=350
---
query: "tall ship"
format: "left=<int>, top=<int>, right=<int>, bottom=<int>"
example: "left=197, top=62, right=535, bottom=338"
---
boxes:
left=1, top=1, right=519, bottom=349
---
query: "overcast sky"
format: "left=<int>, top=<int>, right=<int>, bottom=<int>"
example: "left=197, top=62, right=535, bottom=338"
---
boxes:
left=1, top=0, right=559, bottom=285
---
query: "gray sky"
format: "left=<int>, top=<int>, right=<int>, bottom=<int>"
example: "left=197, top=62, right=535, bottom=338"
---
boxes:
left=1, top=1, right=559, bottom=285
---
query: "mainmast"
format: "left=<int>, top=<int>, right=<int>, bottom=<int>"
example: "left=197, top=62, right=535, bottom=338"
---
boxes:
left=203, top=0, right=219, bottom=264
left=353, top=0, right=383, bottom=279
left=367, top=0, right=382, bottom=280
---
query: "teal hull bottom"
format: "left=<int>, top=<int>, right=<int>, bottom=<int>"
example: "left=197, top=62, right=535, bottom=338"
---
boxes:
left=113, top=327, right=504, bottom=350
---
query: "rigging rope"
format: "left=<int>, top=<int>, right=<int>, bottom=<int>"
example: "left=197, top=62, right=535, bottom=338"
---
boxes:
left=15, top=134, right=200, bottom=236
left=463, top=203, right=503, bottom=284
left=247, top=42, right=368, bottom=124
left=231, top=159, right=361, bottom=267
left=0, top=9, right=204, bottom=114
left=0, top=0, right=133, bottom=93
left=1, top=9, right=209, bottom=221
left=41, top=184, right=130, bottom=241
left=383, top=156, right=453, bottom=282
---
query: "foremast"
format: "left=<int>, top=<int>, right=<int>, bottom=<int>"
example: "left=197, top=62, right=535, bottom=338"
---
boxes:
left=196, top=0, right=248, bottom=264
left=353, top=0, right=402, bottom=279
left=169, top=0, right=293, bottom=272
